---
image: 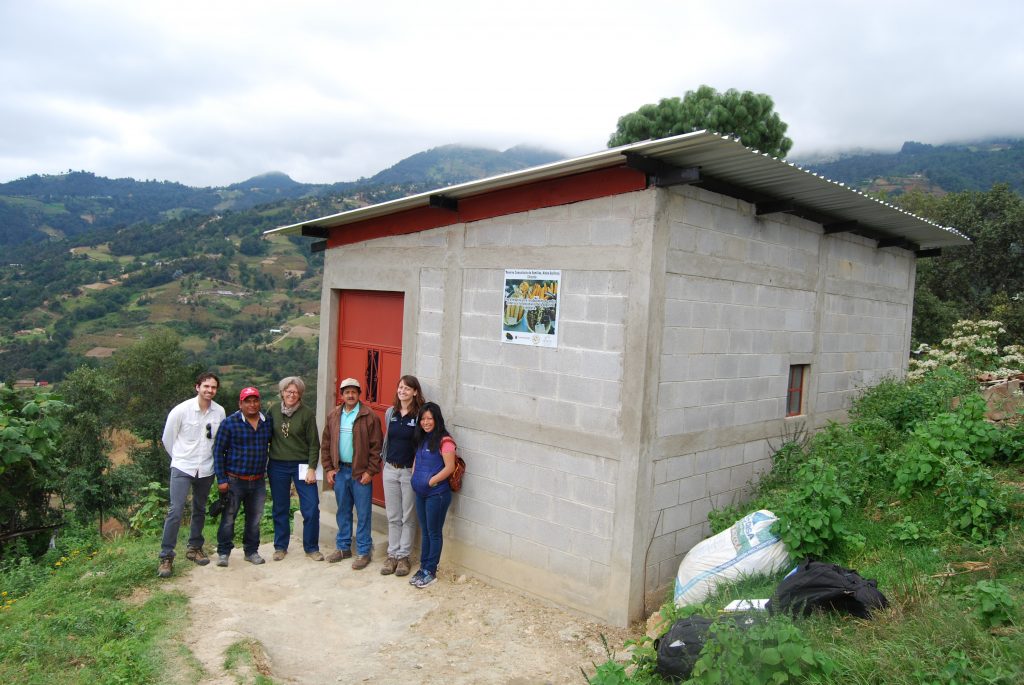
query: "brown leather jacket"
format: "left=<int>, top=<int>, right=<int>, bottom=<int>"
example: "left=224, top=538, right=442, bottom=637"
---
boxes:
left=319, top=402, right=383, bottom=480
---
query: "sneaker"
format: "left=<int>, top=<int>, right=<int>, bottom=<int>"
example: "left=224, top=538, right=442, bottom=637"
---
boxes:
left=408, top=568, right=426, bottom=585
left=186, top=547, right=210, bottom=566
left=395, top=557, right=411, bottom=577
left=217, top=554, right=229, bottom=567
left=306, top=551, right=324, bottom=561
left=244, top=552, right=265, bottom=565
left=414, top=570, right=437, bottom=588
left=326, top=549, right=352, bottom=563
left=351, top=553, right=372, bottom=570
left=157, top=558, right=173, bottom=578
left=273, top=549, right=287, bottom=561
left=380, top=556, right=397, bottom=575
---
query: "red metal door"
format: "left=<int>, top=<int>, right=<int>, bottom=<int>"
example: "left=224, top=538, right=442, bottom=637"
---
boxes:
left=336, top=290, right=404, bottom=505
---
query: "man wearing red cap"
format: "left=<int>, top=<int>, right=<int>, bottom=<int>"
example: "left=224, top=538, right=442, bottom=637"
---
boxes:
left=212, top=386, right=274, bottom=566
left=320, top=377, right=382, bottom=569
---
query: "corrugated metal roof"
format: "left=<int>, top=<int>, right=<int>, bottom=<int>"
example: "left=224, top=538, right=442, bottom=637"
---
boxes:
left=267, top=130, right=970, bottom=249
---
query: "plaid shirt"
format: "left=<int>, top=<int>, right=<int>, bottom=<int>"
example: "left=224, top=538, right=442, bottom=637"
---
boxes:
left=213, top=410, right=273, bottom=483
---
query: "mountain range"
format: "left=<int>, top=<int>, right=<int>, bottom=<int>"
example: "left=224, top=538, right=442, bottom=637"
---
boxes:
left=0, top=137, right=1021, bottom=388
left=0, top=144, right=563, bottom=248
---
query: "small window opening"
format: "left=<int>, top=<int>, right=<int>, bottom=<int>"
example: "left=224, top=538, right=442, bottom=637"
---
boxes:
left=786, top=365, right=808, bottom=417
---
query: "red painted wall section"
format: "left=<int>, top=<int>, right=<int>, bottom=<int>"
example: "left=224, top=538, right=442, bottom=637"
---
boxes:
left=326, top=165, right=647, bottom=248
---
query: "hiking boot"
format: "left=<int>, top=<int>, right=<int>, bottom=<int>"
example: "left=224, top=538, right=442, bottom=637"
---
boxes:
left=186, top=547, right=210, bottom=566
left=272, top=549, right=287, bottom=561
left=326, top=549, right=352, bottom=563
left=395, top=557, right=411, bottom=577
left=409, top=568, right=426, bottom=585
left=351, top=553, right=372, bottom=570
left=306, top=551, right=324, bottom=561
left=380, top=556, right=397, bottom=575
left=216, top=554, right=229, bottom=567
left=414, top=570, right=437, bottom=588
left=157, top=558, right=173, bottom=578
left=244, top=552, right=265, bottom=565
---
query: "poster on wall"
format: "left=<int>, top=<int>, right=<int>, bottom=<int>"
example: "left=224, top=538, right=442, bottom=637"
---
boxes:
left=502, top=269, right=560, bottom=347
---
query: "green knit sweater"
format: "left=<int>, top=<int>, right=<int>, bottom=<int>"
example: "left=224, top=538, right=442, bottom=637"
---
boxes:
left=268, top=402, right=320, bottom=468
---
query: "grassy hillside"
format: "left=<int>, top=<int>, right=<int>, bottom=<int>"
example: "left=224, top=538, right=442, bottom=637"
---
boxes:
left=0, top=144, right=564, bottom=388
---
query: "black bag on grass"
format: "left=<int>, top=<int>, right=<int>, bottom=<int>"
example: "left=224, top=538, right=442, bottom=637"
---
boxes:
left=767, top=560, right=888, bottom=619
left=655, top=616, right=714, bottom=681
left=655, top=615, right=758, bottom=681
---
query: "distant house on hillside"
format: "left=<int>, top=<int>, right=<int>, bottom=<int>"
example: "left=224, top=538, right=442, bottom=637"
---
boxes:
left=267, top=130, right=969, bottom=626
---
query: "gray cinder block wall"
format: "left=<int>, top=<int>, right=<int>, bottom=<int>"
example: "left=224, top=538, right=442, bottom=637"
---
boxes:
left=314, top=182, right=916, bottom=626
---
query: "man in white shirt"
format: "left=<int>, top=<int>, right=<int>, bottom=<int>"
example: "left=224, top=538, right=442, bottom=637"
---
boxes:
left=158, top=372, right=226, bottom=578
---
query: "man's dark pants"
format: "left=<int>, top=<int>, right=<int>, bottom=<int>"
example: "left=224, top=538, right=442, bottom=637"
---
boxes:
left=160, top=467, right=214, bottom=560
left=216, top=477, right=267, bottom=557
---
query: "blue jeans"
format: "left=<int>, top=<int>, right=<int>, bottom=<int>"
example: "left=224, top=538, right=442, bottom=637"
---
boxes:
left=415, top=489, right=451, bottom=574
left=268, top=459, right=320, bottom=553
left=333, top=466, right=373, bottom=556
left=160, top=467, right=214, bottom=559
left=216, top=477, right=267, bottom=556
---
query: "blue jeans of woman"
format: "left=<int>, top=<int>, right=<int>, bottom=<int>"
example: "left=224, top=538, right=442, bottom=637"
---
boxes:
left=216, top=477, right=267, bottom=557
left=268, top=459, right=320, bottom=554
left=332, top=465, right=373, bottom=556
left=415, top=488, right=451, bottom=574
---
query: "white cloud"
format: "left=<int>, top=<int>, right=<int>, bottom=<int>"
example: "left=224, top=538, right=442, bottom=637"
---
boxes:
left=1, top=0, right=1022, bottom=186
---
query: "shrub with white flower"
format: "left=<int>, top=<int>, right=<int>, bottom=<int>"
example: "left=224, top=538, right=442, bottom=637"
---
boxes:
left=908, top=320, right=1023, bottom=381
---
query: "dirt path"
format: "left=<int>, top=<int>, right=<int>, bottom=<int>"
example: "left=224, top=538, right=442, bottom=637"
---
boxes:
left=174, top=537, right=631, bottom=684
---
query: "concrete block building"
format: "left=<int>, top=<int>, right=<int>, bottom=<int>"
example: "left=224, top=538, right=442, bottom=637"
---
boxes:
left=268, top=131, right=968, bottom=625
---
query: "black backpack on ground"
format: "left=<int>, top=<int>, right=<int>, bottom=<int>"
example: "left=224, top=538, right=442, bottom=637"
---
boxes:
left=767, top=560, right=888, bottom=619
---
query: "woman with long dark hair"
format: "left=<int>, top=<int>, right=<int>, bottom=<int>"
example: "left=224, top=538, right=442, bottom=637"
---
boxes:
left=380, top=375, right=425, bottom=577
left=409, top=401, right=457, bottom=588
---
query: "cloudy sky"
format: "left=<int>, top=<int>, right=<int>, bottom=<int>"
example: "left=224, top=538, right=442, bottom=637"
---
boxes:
left=2, top=1, right=1022, bottom=187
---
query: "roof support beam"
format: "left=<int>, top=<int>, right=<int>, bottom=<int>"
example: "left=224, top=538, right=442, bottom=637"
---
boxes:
left=623, top=153, right=700, bottom=187
left=755, top=199, right=797, bottom=216
left=694, top=175, right=764, bottom=204
left=823, top=220, right=859, bottom=235
left=915, top=248, right=942, bottom=259
left=310, top=240, right=328, bottom=253
left=877, top=237, right=919, bottom=251
left=301, top=225, right=330, bottom=238
left=429, top=194, right=458, bottom=212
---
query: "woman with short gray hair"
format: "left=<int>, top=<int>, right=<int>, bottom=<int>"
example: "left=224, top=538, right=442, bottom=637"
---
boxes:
left=268, top=376, right=323, bottom=561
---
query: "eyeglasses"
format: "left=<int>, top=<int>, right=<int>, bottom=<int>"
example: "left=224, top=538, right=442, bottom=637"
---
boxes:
left=205, top=423, right=212, bottom=439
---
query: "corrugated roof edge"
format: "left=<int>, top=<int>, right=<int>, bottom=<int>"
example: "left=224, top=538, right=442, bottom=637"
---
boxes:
left=265, top=130, right=971, bottom=249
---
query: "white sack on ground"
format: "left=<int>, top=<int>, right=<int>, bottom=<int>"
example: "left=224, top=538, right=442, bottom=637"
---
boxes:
left=673, top=510, right=790, bottom=607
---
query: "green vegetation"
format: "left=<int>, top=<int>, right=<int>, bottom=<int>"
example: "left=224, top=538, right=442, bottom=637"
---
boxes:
left=608, top=85, right=793, bottom=158
left=906, top=186, right=1024, bottom=344
left=588, top=321, right=1024, bottom=684
left=0, top=480, right=292, bottom=683
left=0, top=526, right=199, bottom=685
left=0, top=387, right=66, bottom=554
left=804, top=139, right=1024, bottom=195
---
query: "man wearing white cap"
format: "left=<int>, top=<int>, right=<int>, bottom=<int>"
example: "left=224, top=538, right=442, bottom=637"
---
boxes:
left=320, top=378, right=382, bottom=569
